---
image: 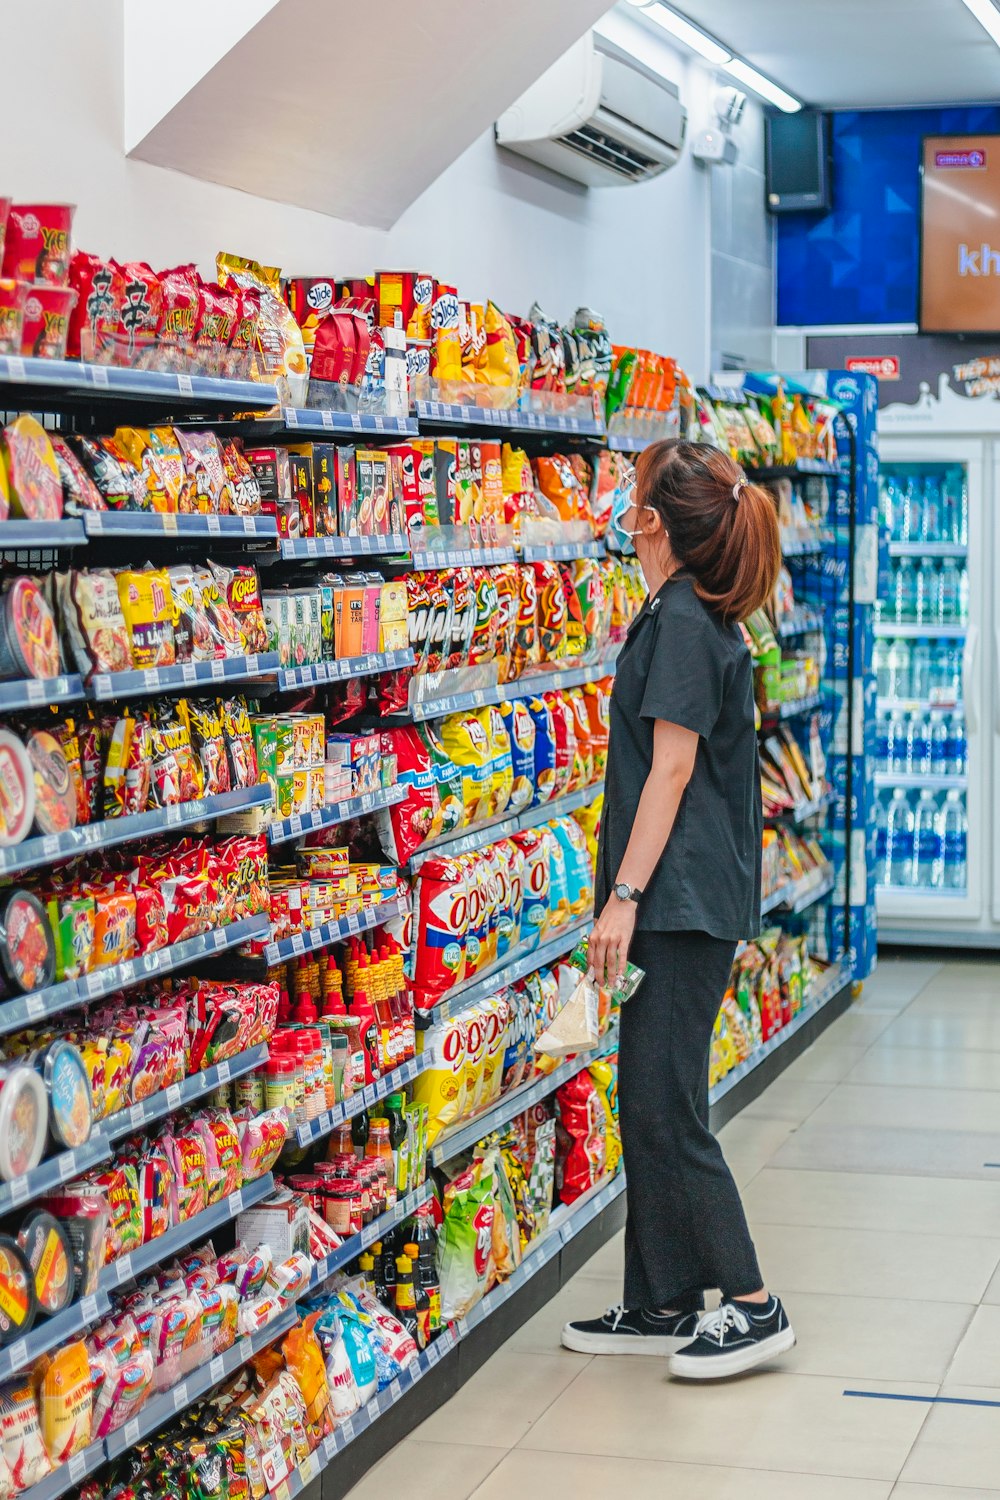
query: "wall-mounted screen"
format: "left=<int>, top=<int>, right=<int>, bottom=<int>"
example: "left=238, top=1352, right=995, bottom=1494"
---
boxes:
left=921, top=134, right=1000, bottom=333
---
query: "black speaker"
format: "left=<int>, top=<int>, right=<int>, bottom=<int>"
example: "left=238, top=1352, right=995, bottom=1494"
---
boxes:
left=765, top=111, right=832, bottom=213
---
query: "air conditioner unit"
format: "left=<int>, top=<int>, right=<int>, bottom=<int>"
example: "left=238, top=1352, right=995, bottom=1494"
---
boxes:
left=495, top=33, right=687, bottom=188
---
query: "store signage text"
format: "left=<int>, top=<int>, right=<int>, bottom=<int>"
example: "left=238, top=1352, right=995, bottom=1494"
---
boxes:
left=845, top=356, right=899, bottom=380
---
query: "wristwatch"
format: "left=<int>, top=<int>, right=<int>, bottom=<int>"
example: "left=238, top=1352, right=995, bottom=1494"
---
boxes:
left=613, top=882, right=643, bottom=903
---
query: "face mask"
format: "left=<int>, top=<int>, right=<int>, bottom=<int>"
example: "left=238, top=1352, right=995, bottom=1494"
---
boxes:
left=610, top=477, right=641, bottom=556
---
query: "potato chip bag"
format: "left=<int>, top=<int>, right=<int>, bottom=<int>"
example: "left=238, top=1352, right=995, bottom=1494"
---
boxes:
left=460, top=853, right=490, bottom=975
left=588, top=1057, right=621, bottom=1177
left=540, top=825, right=571, bottom=929
left=483, top=301, right=519, bottom=391
left=527, top=697, right=556, bottom=806
left=573, top=792, right=603, bottom=864
left=498, top=835, right=524, bottom=954
left=377, top=726, right=440, bottom=863
left=421, top=723, right=463, bottom=839
left=498, top=699, right=534, bottom=813
left=114, top=428, right=172, bottom=512
left=438, top=713, right=491, bottom=827
left=566, top=689, right=595, bottom=789
left=572, top=558, right=606, bottom=656
left=584, top=680, right=611, bottom=780
left=512, top=564, right=537, bottom=676
left=481, top=994, right=511, bottom=1107
left=437, top=1168, right=494, bottom=1322
left=502, top=982, right=532, bottom=1093
left=175, top=429, right=234, bottom=514
left=531, top=562, right=566, bottom=663
left=74, top=435, right=142, bottom=510
left=423, top=573, right=453, bottom=676
left=148, top=699, right=203, bottom=805
left=511, top=829, right=549, bottom=949
left=460, top=1004, right=488, bottom=1118
left=480, top=847, right=501, bottom=969
left=444, top=567, right=475, bottom=671
left=454, top=440, right=480, bottom=524
left=209, top=561, right=269, bottom=654
left=188, top=699, right=231, bottom=797
left=535, top=455, right=586, bottom=524
left=500, top=444, right=535, bottom=538
left=543, top=691, right=575, bottom=796
left=550, top=815, right=594, bottom=917
left=492, top=564, right=519, bottom=685
left=412, top=856, right=468, bottom=1004
left=116, top=567, right=176, bottom=670
left=59, top=569, right=133, bottom=678
left=556, top=1068, right=606, bottom=1205
left=475, top=705, right=513, bottom=820
left=413, top=1016, right=467, bottom=1145
left=467, top=567, right=499, bottom=668
left=489, top=843, right=516, bottom=962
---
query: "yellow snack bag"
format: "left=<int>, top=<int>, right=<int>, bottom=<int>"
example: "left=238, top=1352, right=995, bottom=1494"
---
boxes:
left=113, top=428, right=171, bottom=512
left=414, top=1017, right=467, bottom=1144
left=217, top=252, right=308, bottom=404
left=573, top=792, right=604, bottom=865
left=115, top=567, right=176, bottom=669
left=438, top=713, right=492, bottom=826
left=484, top=301, right=519, bottom=391
left=588, top=1058, right=621, bottom=1178
left=480, top=993, right=510, bottom=1107
left=475, top=705, right=513, bottom=820
left=35, top=1341, right=93, bottom=1466
left=461, top=1001, right=490, bottom=1118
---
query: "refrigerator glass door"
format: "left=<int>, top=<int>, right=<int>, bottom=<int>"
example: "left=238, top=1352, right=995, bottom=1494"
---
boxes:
left=875, top=438, right=983, bottom=924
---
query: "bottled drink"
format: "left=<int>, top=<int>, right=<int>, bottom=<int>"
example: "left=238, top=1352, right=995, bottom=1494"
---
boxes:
left=928, top=711, right=949, bottom=776
left=937, top=559, right=961, bottom=623
left=875, top=710, right=890, bottom=773
left=920, top=473, right=942, bottom=542
left=910, top=640, right=933, bottom=701
left=887, top=711, right=908, bottom=774
left=918, top=563, right=940, bottom=625
left=900, top=475, right=923, bottom=543
left=885, top=789, right=916, bottom=888
left=873, top=638, right=891, bottom=698
left=958, top=563, right=969, bottom=623
left=879, top=474, right=900, bottom=539
left=940, top=470, right=960, bottom=546
left=393, top=1248, right=419, bottom=1341
left=886, top=639, right=911, bottom=700
left=385, top=1092, right=410, bottom=1199
left=874, top=795, right=888, bottom=887
left=913, top=790, right=942, bottom=888
left=946, top=712, right=967, bottom=777
left=939, top=791, right=968, bottom=890
left=895, top=558, right=918, bottom=623
left=906, top=712, right=931, bottom=775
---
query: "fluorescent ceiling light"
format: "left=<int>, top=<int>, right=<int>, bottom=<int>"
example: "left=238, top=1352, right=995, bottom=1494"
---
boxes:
left=960, top=0, right=1000, bottom=46
left=640, top=2, right=732, bottom=65
left=723, top=56, right=802, bottom=112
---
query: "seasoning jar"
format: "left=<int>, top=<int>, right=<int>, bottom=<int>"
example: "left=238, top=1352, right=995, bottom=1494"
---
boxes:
left=235, top=1071, right=266, bottom=1113
left=264, top=1055, right=296, bottom=1116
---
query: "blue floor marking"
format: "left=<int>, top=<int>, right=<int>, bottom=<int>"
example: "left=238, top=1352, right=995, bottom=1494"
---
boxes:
left=845, top=1390, right=1000, bottom=1409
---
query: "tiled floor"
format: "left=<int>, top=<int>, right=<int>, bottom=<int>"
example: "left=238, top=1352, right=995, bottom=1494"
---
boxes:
left=346, top=957, right=1000, bottom=1498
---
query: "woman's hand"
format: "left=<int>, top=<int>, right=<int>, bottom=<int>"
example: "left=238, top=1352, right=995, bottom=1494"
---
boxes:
left=587, top=895, right=637, bottom=990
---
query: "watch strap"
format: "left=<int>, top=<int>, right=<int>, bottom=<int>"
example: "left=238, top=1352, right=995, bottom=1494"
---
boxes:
left=613, top=882, right=643, bottom=903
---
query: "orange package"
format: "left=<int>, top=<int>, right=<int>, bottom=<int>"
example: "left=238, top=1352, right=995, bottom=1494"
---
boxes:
left=467, top=568, right=499, bottom=668
left=583, top=680, right=611, bottom=780
left=513, top=565, right=537, bottom=675
left=534, top=455, right=587, bottom=524
left=566, top=689, right=595, bottom=788
left=492, top=565, right=518, bottom=684
left=531, top=563, right=565, bottom=664
left=89, top=887, right=137, bottom=970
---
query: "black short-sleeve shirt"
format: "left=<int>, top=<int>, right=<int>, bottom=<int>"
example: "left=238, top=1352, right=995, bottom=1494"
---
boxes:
left=595, top=573, right=762, bottom=941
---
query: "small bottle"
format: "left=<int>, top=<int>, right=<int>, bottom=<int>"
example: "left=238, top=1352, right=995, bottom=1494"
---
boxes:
left=405, top=1241, right=430, bottom=1349
left=393, top=1250, right=418, bottom=1340
left=367, top=1118, right=397, bottom=1208
left=357, top=1251, right=377, bottom=1299
left=351, top=1108, right=370, bottom=1160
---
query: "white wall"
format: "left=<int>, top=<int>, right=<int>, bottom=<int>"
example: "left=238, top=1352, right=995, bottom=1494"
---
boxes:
left=5, top=1, right=717, bottom=377
left=708, top=96, right=775, bottom=371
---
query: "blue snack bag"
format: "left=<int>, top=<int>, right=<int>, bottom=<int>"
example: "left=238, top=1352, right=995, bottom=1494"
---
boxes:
left=500, top=698, right=535, bottom=812
left=527, top=696, right=556, bottom=806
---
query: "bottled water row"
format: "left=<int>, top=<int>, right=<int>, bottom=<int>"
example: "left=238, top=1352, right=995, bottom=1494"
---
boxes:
left=876, top=788, right=968, bottom=891
left=875, top=558, right=968, bottom=626
left=875, top=708, right=967, bottom=777
left=873, top=638, right=963, bottom=704
left=879, top=468, right=968, bottom=546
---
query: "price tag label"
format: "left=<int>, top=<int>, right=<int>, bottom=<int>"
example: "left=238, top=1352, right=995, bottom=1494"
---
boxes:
left=207, top=515, right=221, bottom=534
left=177, top=373, right=194, bottom=395
left=6, top=1339, right=26, bottom=1373
left=347, top=913, right=359, bottom=935
left=360, top=1223, right=378, bottom=1249
left=363, top=1083, right=376, bottom=1108
left=166, top=1084, right=182, bottom=1111
left=210, top=660, right=225, bottom=680
left=340, top=1415, right=355, bottom=1443
left=228, top=1189, right=243, bottom=1215
left=301, top=1452, right=320, bottom=1483
left=90, top=364, right=110, bottom=388
left=6, top=357, right=26, bottom=380
left=25, top=994, right=45, bottom=1020
left=366, top=1396, right=380, bottom=1422
left=8, top=1175, right=29, bottom=1208
left=84, top=971, right=105, bottom=997
left=173, top=1383, right=189, bottom=1411
left=124, top=1417, right=140, bottom=1447
left=69, top=1451, right=89, bottom=1482
left=388, top=1377, right=401, bottom=1403
left=288, top=815, right=302, bottom=837
left=24, top=678, right=46, bottom=706
left=456, top=1317, right=469, bottom=1340
left=425, top=1340, right=440, bottom=1366
left=59, top=1151, right=80, bottom=1181
left=166, top=803, right=183, bottom=826
left=286, top=408, right=300, bottom=427
left=217, top=1060, right=231, bottom=1083
left=162, top=512, right=179, bottom=534
left=306, top=538, right=318, bottom=556
left=82, top=1295, right=99, bottom=1322
left=290, top=932, right=305, bottom=955
left=210, top=1355, right=225, bottom=1385
left=321, top=409, right=335, bottom=429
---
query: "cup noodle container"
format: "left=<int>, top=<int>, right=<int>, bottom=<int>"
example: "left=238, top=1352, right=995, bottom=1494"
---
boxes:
left=0, top=279, right=26, bottom=356
left=19, top=284, right=76, bottom=359
left=1, top=204, right=74, bottom=285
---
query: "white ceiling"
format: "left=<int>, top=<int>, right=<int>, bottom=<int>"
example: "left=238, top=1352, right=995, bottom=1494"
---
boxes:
left=670, top=0, right=1000, bottom=108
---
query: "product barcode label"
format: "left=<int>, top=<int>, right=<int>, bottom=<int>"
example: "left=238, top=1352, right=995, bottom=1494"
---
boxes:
left=425, top=1341, right=439, bottom=1365
left=69, top=1452, right=88, bottom=1481
left=207, top=516, right=221, bottom=534
left=173, top=1383, right=189, bottom=1411
left=82, top=1296, right=98, bottom=1322
left=181, top=662, right=198, bottom=683
left=25, top=994, right=45, bottom=1020
left=90, top=365, right=109, bottom=387
left=6, top=1340, right=26, bottom=1372
left=59, top=1152, right=79, bottom=1181
left=321, top=410, right=334, bottom=429
left=163, top=513, right=179, bottom=533
left=291, top=933, right=305, bottom=955
left=166, top=1084, right=182, bottom=1111
left=177, top=374, right=194, bottom=395
left=340, top=1415, right=354, bottom=1442
left=210, top=1355, right=225, bottom=1384
left=228, top=1190, right=243, bottom=1215
left=8, top=1175, right=29, bottom=1206
left=210, top=660, right=225, bottom=679
left=217, top=1061, right=231, bottom=1083
left=6, top=358, right=25, bottom=380
left=366, top=1396, right=380, bottom=1422
left=286, top=408, right=299, bottom=427
left=124, top=1418, right=140, bottom=1446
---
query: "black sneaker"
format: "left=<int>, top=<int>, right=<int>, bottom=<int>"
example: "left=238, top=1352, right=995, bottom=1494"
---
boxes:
left=561, top=1304, right=702, bottom=1356
left=668, top=1297, right=795, bottom=1380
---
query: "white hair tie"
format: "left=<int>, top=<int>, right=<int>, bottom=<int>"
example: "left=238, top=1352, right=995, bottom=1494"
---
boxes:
left=732, top=480, right=744, bottom=503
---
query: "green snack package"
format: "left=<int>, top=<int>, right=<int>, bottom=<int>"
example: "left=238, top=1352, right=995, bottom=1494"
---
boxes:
left=569, top=937, right=644, bottom=1004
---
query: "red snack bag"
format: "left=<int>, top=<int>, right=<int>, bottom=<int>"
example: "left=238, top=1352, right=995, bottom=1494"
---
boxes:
left=159, top=871, right=214, bottom=944
left=467, top=567, right=499, bottom=668
left=492, top=565, right=519, bottom=685
left=132, top=880, right=168, bottom=954
left=412, top=856, right=468, bottom=1005
left=67, top=252, right=125, bottom=363
left=194, top=279, right=239, bottom=377
left=220, top=440, right=263, bottom=517
left=157, top=264, right=200, bottom=370
left=555, top=1069, right=606, bottom=1205
left=442, top=567, right=474, bottom=672
left=543, top=691, right=576, bottom=797
left=164, top=1127, right=207, bottom=1221
left=226, top=286, right=261, bottom=379
left=531, top=562, right=566, bottom=663
left=422, top=573, right=453, bottom=676
left=113, top=262, right=162, bottom=367
left=377, top=726, right=439, bottom=863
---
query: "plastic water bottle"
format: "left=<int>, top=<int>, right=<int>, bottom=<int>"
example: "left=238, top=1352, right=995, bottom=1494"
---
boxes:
left=885, top=789, right=916, bottom=888
left=875, top=710, right=891, bottom=773
left=913, top=790, right=942, bottom=888
left=900, top=476, right=923, bottom=543
left=940, top=471, right=960, bottom=546
left=938, top=559, right=960, bottom=623
left=928, top=711, right=949, bottom=776
left=873, top=638, right=891, bottom=698
left=906, top=711, right=931, bottom=775
left=910, top=639, right=933, bottom=701
left=888, top=711, right=908, bottom=774
left=874, top=795, right=889, bottom=886
left=887, top=639, right=911, bottom=700
left=920, top=474, right=942, bottom=542
left=918, top=562, right=940, bottom=625
left=958, top=563, right=969, bottom=623
left=879, top=476, right=899, bottom=539
left=946, top=712, right=967, bottom=777
left=939, top=791, right=968, bottom=890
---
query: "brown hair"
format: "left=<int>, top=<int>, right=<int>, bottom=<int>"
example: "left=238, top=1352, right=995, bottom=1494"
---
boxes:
left=635, top=440, right=781, bottom=622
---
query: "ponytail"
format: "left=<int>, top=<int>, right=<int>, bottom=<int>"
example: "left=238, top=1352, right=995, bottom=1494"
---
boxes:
left=635, top=440, right=781, bottom=622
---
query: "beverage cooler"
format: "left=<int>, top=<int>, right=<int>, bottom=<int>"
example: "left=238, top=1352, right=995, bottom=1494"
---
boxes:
left=874, top=437, right=986, bottom=943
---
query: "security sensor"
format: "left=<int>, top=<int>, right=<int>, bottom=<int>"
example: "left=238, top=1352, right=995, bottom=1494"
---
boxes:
left=714, top=87, right=747, bottom=126
left=692, top=128, right=739, bottom=166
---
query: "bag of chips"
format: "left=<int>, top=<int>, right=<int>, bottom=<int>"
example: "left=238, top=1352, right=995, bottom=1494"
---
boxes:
left=438, top=713, right=491, bottom=828
left=411, top=1015, right=466, bottom=1146
left=531, top=562, right=567, bottom=663
left=222, top=697, right=259, bottom=789
left=527, top=697, right=556, bottom=806
left=476, top=705, right=513, bottom=820
left=209, top=561, right=268, bottom=654
left=412, top=857, right=468, bottom=1004
left=499, top=698, right=535, bottom=813
left=511, top=829, right=550, bottom=950
left=73, top=435, right=142, bottom=509
left=467, top=567, right=499, bottom=668
left=437, top=1166, right=495, bottom=1322
left=58, top=570, right=133, bottom=679
left=51, top=438, right=105, bottom=515
left=421, top=722, right=463, bottom=839
left=116, top=567, right=176, bottom=669
left=556, top=1068, right=606, bottom=1205
left=187, top=699, right=231, bottom=797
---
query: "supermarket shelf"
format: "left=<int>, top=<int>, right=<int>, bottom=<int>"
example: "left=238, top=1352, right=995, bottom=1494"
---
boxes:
left=263, top=895, right=407, bottom=967
left=606, top=431, right=674, bottom=453
left=104, top=1309, right=297, bottom=1460
left=279, top=533, right=409, bottom=559
left=874, top=622, right=968, bottom=639
left=0, top=1291, right=110, bottom=1384
left=407, top=652, right=618, bottom=723
left=0, top=520, right=87, bottom=548
left=83, top=512, right=277, bottom=539
left=280, top=406, right=418, bottom=437
left=0, top=674, right=84, bottom=711
left=878, top=884, right=968, bottom=899
left=414, top=398, right=605, bottom=437
left=98, top=1173, right=275, bottom=1292
left=0, top=913, right=270, bottom=1037
left=101, top=1044, right=269, bottom=1143
left=416, top=915, right=591, bottom=1027
left=778, top=606, right=824, bottom=638
left=89, top=651, right=281, bottom=700
left=0, top=784, right=273, bottom=876
left=748, top=459, right=839, bottom=479
left=0, top=1137, right=112, bottom=1217
left=308, top=1182, right=435, bottom=1292
left=21, top=1435, right=108, bottom=1500
left=874, top=771, right=967, bottom=791
left=0, top=355, right=278, bottom=411
left=411, top=543, right=518, bottom=569
left=780, top=532, right=826, bottom=557
left=761, top=865, right=835, bottom=917
left=268, top=784, right=406, bottom=847
left=429, top=1050, right=604, bottom=1167
left=765, top=788, right=833, bottom=826
left=410, top=781, right=604, bottom=871
left=295, top=1054, right=430, bottom=1149
left=888, top=541, right=967, bottom=558
left=520, top=540, right=605, bottom=562
left=761, top=691, right=823, bottom=723
left=877, top=697, right=963, bottom=714
left=709, top=959, right=850, bottom=1106
left=275, top=646, right=414, bottom=691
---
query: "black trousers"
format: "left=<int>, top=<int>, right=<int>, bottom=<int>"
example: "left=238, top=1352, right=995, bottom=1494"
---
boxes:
left=619, top=928, right=763, bottom=1310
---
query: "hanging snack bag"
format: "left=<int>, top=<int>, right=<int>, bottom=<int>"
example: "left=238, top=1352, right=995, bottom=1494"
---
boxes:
left=438, top=712, right=491, bottom=827
left=412, top=857, right=468, bottom=1004
left=437, top=1167, right=495, bottom=1322
left=209, top=561, right=268, bottom=654
left=476, top=704, right=514, bottom=820
left=187, top=699, right=231, bottom=797
left=511, top=828, right=550, bottom=949
left=72, top=434, right=141, bottom=509
left=467, top=567, right=499, bottom=668
left=421, top=722, right=464, bottom=839
left=499, top=698, right=534, bottom=813
left=147, top=699, right=204, bottom=806
left=175, top=429, right=234, bottom=515
left=492, top=564, right=519, bottom=684
left=531, top=562, right=566, bottom=663
left=222, top=697, right=259, bottom=788
left=0, top=1374, right=50, bottom=1489
left=527, top=697, right=556, bottom=805
left=412, top=1016, right=467, bottom=1145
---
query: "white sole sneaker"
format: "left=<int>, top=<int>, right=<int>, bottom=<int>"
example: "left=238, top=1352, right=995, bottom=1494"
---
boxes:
left=561, top=1324, right=692, bottom=1356
left=668, top=1325, right=796, bottom=1380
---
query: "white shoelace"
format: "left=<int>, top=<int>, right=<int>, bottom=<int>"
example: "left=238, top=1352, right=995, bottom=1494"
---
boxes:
left=694, top=1303, right=750, bottom=1344
left=604, top=1304, right=627, bottom=1331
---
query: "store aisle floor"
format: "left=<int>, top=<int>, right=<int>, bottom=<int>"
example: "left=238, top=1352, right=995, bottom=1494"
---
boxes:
left=346, top=957, right=1000, bottom=1498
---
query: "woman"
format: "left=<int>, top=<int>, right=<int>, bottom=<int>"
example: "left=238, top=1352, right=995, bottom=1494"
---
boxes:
left=561, top=439, right=793, bottom=1380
